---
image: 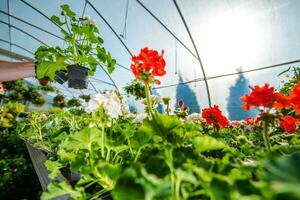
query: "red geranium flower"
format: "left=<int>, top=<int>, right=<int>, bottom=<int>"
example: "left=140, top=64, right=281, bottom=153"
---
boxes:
left=272, top=82, right=300, bottom=115
left=178, top=99, right=184, bottom=107
left=202, top=105, right=229, bottom=128
left=288, top=82, right=300, bottom=115
left=57, top=97, right=64, bottom=103
left=130, top=47, right=166, bottom=84
left=273, top=93, right=291, bottom=110
left=245, top=116, right=261, bottom=126
left=240, top=84, right=277, bottom=110
left=279, top=115, right=299, bottom=134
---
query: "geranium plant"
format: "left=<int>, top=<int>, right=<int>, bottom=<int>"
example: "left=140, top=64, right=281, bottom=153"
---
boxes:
left=130, top=47, right=166, bottom=117
left=53, top=94, right=66, bottom=108
left=35, top=4, right=116, bottom=89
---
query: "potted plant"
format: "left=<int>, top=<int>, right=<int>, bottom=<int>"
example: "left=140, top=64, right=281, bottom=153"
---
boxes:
left=35, top=4, right=116, bottom=89
left=67, top=98, right=81, bottom=107
left=24, top=87, right=47, bottom=106
left=79, top=94, right=90, bottom=102
left=53, top=94, right=66, bottom=108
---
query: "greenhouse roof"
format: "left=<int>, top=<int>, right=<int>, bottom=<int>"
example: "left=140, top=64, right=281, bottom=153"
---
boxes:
left=1, top=0, right=300, bottom=119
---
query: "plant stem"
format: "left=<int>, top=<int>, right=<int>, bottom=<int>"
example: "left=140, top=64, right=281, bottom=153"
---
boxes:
left=127, top=138, right=134, bottom=158
left=134, top=148, right=142, bottom=162
left=101, top=125, right=105, bottom=158
left=175, top=178, right=181, bottom=200
left=144, top=84, right=153, bottom=118
left=165, top=148, right=176, bottom=199
left=37, top=125, right=42, bottom=140
left=166, top=104, right=170, bottom=115
left=262, top=121, right=271, bottom=151
left=106, top=148, right=111, bottom=162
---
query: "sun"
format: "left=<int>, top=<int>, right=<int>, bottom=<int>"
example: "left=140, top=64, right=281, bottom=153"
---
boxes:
left=197, top=9, right=266, bottom=75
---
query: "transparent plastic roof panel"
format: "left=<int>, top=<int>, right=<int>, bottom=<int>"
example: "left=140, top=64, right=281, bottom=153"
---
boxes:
left=1, top=0, right=300, bottom=115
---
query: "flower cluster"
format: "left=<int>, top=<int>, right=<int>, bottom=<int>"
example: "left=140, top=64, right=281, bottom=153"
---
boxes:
left=174, top=99, right=189, bottom=118
left=279, top=115, right=300, bottom=134
left=85, top=92, right=122, bottom=118
left=130, top=47, right=166, bottom=84
left=82, top=16, right=96, bottom=27
left=240, top=84, right=281, bottom=110
left=240, top=83, right=300, bottom=114
left=238, top=82, right=300, bottom=145
left=202, top=105, right=229, bottom=129
left=275, top=82, right=300, bottom=114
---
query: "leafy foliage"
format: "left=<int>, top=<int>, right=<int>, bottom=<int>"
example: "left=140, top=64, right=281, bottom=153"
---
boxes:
left=124, top=82, right=146, bottom=100
left=16, top=103, right=300, bottom=200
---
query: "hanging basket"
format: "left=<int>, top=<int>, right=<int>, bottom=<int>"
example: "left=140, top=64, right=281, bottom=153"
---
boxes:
left=67, top=65, right=89, bottom=89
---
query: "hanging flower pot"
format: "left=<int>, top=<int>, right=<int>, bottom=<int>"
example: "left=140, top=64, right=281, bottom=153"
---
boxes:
left=34, top=4, right=116, bottom=90
left=67, top=65, right=89, bottom=89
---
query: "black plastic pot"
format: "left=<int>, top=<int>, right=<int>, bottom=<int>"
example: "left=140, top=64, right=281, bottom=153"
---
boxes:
left=67, top=65, right=89, bottom=89
left=54, top=70, right=68, bottom=84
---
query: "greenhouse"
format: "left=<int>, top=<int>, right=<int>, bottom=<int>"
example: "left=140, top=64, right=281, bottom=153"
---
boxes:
left=1, top=0, right=300, bottom=199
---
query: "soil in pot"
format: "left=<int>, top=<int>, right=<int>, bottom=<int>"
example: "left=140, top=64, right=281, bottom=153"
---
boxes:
left=67, top=65, right=89, bottom=89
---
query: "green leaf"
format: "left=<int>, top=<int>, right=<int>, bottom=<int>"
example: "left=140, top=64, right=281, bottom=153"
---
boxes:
left=37, top=61, right=67, bottom=80
left=87, top=56, right=98, bottom=74
left=193, top=135, right=227, bottom=153
left=51, top=16, right=64, bottom=26
left=112, top=167, right=145, bottom=200
left=60, top=4, right=76, bottom=17
left=41, top=181, right=86, bottom=200
left=97, top=36, right=104, bottom=44
left=64, top=127, right=101, bottom=151
left=85, top=31, right=99, bottom=43
left=96, top=46, right=107, bottom=61
left=106, top=52, right=116, bottom=74
left=36, top=54, right=68, bottom=80
left=138, top=113, right=183, bottom=145
left=45, top=160, right=63, bottom=179
left=264, top=152, right=300, bottom=198
left=209, top=177, right=232, bottom=200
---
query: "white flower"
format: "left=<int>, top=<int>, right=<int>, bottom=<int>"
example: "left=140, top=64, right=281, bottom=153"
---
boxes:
left=121, top=104, right=130, bottom=115
left=133, top=113, right=147, bottom=123
left=85, top=92, right=122, bottom=118
left=82, top=16, right=96, bottom=26
left=38, top=114, right=48, bottom=121
left=186, top=113, right=201, bottom=122
left=151, top=95, right=163, bottom=104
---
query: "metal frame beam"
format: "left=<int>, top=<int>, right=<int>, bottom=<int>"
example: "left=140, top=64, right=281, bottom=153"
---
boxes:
left=153, top=58, right=300, bottom=90
left=0, top=47, right=33, bottom=61
left=173, top=0, right=212, bottom=107
left=0, top=10, right=63, bottom=40
left=0, top=20, right=48, bottom=46
left=87, top=0, right=133, bottom=57
left=0, top=38, right=34, bottom=55
left=135, top=0, right=198, bottom=60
